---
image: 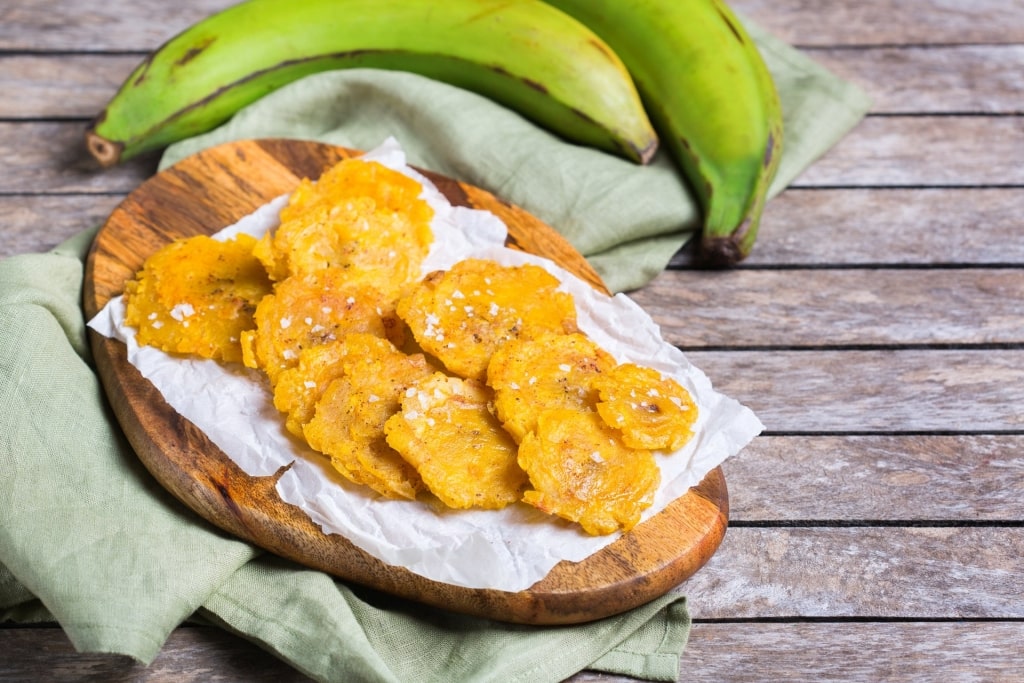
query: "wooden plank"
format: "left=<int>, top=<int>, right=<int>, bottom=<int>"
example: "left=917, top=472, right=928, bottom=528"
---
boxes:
left=726, top=435, right=1024, bottom=521
left=693, top=187, right=1024, bottom=266
left=806, top=46, right=1024, bottom=115
left=631, top=268, right=1024, bottom=347
left=679, top=622, right=1024, bottom=683
left=793, top=116, right=1024, bottom=187
left=731, top=0, right=1024, bottom=46
left=0, top=0, right=236, bottom=51
left=0, top=55, right=137, bottom=118
left=3, top=0, right=1021, bottom=51
left=0, top=122, right=154, bottom=194
left=3, top=117, right=1023, bottom=194
left=6, top=46, right=1023, bottom=120
left=684, top=350, right=1024, bottom=433
left=3, top=188, right=1020, bottom=271
left=5, top=621, right=1024, bottom=683
left=0, top=625, right=312, bottom=682
left=681, top=527, right=1024, bottom=619
left=0, top=195, right=122, bottom=259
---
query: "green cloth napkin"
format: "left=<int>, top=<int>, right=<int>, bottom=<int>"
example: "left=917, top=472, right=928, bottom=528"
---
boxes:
left=0, top=229, right=690, bottom=681
left=1, top=18, right=869, bottom=682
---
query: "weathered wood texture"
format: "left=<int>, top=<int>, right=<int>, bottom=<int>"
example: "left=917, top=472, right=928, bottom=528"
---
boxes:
left=680, top=622, right=1024, bottom=682
left=0, top=195, right=121, bottom=257
left=0, top=0, right=237, bottom=51
left=806, top=46, right=1024, bottom=114
left=5, top=117, right=1024, bottom=193
left=687, top=350, right=1024, bottom=432
left=7, top=622, right=1024, bottom=683
left=0, top=55, right=136, bottom=118
left=682, top=526, right=1024, bottom=618
left=0, top=122, right=155, bottom=194
left=0, top=626, right=313, bottom=683
left=2, top=0, right=1021, bottom=49
left=634, top=269, right=1024, bottom=346
left=734, top=0, right=1024, bottom=46
left=723, top=187, right=1024, bottom=266
left=5, top=46, right=1023, bottom=119
left=2, top=0, right=1022, bottom=680
left=795, top=116, right=1024, bottom=187
left=726, top=435, right=1024, bottom=521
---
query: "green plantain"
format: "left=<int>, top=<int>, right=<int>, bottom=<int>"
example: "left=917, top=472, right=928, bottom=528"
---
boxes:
left=544, top=0, right=784, bottom=264
left=85, top=0, right=657, bottom=167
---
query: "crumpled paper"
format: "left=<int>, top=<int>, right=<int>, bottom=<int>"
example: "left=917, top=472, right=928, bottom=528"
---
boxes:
left=88, top=138, right=763, bottom=591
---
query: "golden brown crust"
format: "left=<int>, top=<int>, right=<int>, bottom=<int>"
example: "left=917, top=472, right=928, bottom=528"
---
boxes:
left=240, top=269, right=400, bottom=386
left=254, top=158, right=433, bottom=300
left=488, top=332, right=616, bottom=443
left=385, top=373, right=527, bottom=510
left=302, top=334, right=434, bottom=500
left=123, top=233, right=271, bottom=363
left=593, top=364, right=698, bottom=452
left=397, top=258, right=578, bottom=381
left=518, top=409, right=660, bottom=535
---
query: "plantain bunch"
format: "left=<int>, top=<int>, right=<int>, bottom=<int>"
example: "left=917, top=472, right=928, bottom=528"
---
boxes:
left=87, top=0, right=783, bottom=264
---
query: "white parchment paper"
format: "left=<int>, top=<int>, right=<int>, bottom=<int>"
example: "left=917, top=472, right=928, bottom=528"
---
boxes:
left=89, top=138, right=763, bottom=591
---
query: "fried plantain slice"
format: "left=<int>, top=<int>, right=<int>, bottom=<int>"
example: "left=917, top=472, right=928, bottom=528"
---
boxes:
left=124, top=233, right=272, bottom=363
left=518, top=408, right=660, bottom=536
left=302, top=334, right=433, bottom=500
left=281, top=156, right=431, bottom=225
left=254, top=158, right=433, bottom=299
left=593, top=364, right=699, bottom=451
left=272, top=333, right=429, bottom=438
left=240, top=268, right=403, bottom=386
left=397, top=258, right=578, bottom=381
left=384, top=373, right=527, bottom=510
left=487, top=332, right=617, bottom=443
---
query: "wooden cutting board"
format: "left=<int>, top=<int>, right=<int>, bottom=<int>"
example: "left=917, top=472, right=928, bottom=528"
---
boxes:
left=83, top=138, right=728, bottom=625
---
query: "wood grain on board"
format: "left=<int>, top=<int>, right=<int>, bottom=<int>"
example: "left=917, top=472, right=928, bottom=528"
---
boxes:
left=83, top=137, right=728, bottom=625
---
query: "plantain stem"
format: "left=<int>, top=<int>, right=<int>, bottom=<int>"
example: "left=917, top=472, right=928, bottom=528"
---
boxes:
left=85, top=129, right=123, bottom=167
left=700, top=236, right=744, bottom=267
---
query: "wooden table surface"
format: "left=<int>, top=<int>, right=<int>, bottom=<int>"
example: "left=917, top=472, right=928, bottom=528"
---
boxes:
left=2, top=0, right=1022, bottom=681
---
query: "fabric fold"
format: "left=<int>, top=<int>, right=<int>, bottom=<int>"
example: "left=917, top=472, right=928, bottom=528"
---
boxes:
left=201, top=557, right=691, bottom=683
left=0, top=239, right=259, bottom=663
left=0, top=218, right=695, bottom=680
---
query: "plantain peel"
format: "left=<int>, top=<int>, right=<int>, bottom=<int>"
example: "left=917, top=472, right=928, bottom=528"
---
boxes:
left=546, top=0, right=784, bottom=265
left=84, top=0, right=656, bottom=167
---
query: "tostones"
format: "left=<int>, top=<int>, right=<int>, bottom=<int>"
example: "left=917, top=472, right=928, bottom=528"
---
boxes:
left=384, top=373, right=527, bottom=510
left=487, top=332, right=616, bottom=442
left=593, top=364, right=698, bottom=451
left=302, top=334, right=434, bottom=500
left=254, top=158, right=433, bottom=300
left=123, top=233, right=271, bottom=363
left=518, top=408, right=660, bottom=535
left=397, top=258, right=578, bottom=381
left=240, top=268, right=403, bottom=386
left=274, top=332, right=434, bottom=438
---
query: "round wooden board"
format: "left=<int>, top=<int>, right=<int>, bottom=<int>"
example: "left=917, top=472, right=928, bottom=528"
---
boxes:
left=83, top=138, right=728, bottom=625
